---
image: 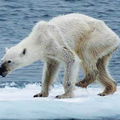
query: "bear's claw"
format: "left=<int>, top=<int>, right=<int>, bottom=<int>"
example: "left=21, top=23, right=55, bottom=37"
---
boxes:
left=33, top=92, right=48, bottom=97
left=98, top=93, right=107, bottom=96
left=55, top=93, right=74, bottom=99
left=55, top=95, right=60, bottom=99
left=33, top=93, right=43, bottom=97
left=33, top=94, right=38, bottom=97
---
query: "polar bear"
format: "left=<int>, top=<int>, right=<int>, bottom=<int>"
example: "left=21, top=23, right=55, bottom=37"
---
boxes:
left=0, top=13, right=119, bottom=98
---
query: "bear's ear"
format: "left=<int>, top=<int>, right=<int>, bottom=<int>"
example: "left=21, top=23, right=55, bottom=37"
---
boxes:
left=21, top=48, right=26, bottom=56
left=5, top=47, right=9, bottom=52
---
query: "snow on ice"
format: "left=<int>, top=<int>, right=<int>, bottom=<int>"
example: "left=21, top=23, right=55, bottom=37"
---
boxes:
left=0, top=83, right=120, bottom=119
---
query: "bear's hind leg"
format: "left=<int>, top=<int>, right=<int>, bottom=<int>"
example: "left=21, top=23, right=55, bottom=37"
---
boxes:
left=76, top=65, right=98, bottom=88
left=97, top=54, right=117, bottom=96
left=34, top=59, right=60, bottom=97
left=76, top=53, right=98, bottom=88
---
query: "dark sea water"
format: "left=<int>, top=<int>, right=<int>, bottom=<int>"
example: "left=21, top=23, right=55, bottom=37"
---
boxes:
left=0, top=0, right=120, bottom=87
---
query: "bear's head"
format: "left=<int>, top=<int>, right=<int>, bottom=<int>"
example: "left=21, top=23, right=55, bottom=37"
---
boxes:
left=0, top=21, right=52, bottom=77
left=0, top=46, right=28, bottom=77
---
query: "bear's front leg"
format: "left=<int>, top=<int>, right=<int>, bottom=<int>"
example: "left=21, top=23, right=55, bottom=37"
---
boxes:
left=34, top=59, right=60, bottom=98
left=56, top=58, right=80, bottom=99
left=54, top=47, right=81, bottom=99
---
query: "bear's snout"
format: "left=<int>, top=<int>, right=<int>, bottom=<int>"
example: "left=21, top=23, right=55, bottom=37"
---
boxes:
left=0, top=63, right=8, bottom=77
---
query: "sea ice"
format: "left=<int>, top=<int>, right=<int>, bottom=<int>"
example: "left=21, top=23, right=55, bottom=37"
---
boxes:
left=0, top=84, right=120, bottom=119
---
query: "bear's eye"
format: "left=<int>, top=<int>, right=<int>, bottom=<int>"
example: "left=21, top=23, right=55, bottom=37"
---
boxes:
left=8, top=60, right=11, bottom=63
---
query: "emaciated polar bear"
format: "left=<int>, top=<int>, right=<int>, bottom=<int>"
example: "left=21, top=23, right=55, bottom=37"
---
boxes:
left=0, top=13, right=119, bottom=98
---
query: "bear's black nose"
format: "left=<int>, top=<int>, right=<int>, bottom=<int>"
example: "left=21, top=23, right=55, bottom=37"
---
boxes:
left=0, top=67, right=3, bottom=75
left=0, top=65, right=7, bottom=77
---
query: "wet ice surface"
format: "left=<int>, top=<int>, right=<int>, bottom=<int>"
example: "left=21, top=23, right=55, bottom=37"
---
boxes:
left=0, top=84, right=120, bottom=119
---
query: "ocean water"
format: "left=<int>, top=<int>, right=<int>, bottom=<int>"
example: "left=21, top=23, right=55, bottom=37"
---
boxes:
left=0, top=0, right=120, bottom=87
